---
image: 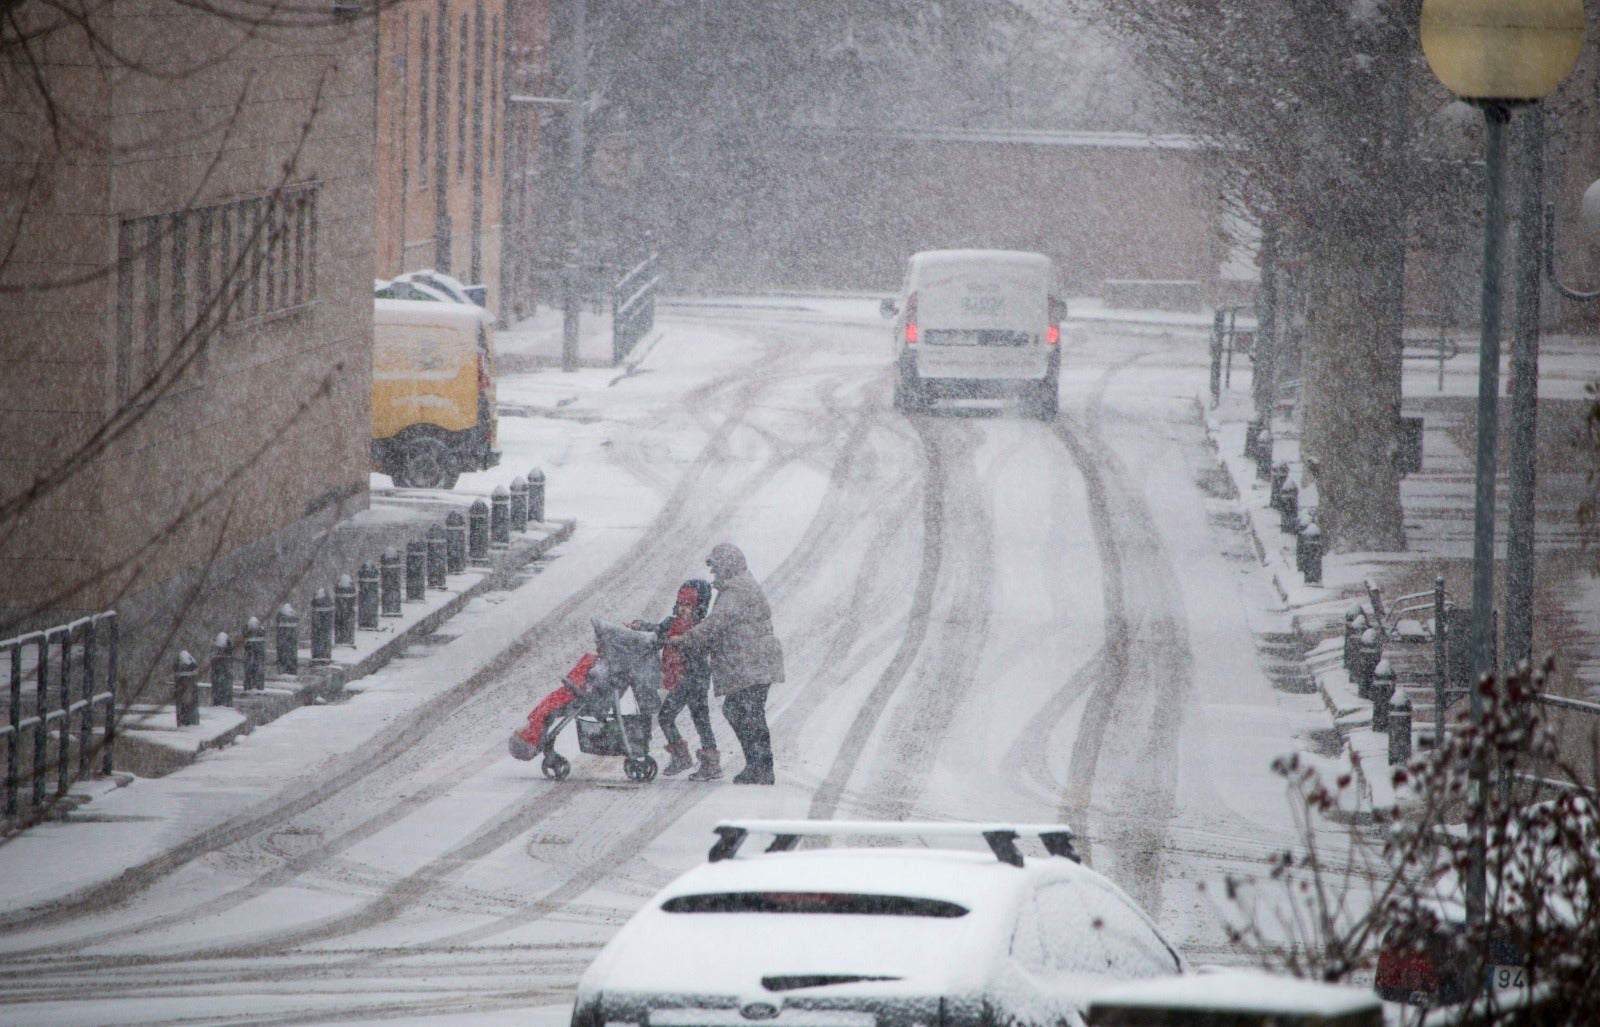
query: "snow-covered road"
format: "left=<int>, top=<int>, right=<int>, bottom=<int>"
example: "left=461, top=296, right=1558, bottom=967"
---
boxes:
left=0, top=298, right=1339, bottom=1025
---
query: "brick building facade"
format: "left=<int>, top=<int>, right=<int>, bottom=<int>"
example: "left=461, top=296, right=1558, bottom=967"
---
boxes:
left=0, top=4, right=377, bottom=671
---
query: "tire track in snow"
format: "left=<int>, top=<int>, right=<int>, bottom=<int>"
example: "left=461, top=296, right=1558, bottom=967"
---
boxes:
left=0, top=329, right=922, bottom=1010
left=0, top=342, right=816, bottom=948
left=1049, top=353, right=1196, bottom=917
left=805, top=412, right=948, bottom=821
left=841, top=418, right=992, bottom=822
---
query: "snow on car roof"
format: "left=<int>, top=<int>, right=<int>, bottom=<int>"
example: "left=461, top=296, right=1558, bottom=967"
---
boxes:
left=709, top=819, right=1080, bottom=866
left=660, top=845, right=1082, bottom=908
left=374, top=296, right=491, bottom=326
left=909, top=249, right=1053, bottom=270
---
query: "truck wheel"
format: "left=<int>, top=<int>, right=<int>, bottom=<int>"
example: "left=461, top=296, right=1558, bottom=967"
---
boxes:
left=1030, top=378, right=1058, bottom=421
left=895, top=373, right=926, bottom=414
left=393, top=435, right=459, bottom=489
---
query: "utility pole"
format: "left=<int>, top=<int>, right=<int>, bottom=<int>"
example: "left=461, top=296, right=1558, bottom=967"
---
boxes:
left=561, top=0, right=587, bottom=373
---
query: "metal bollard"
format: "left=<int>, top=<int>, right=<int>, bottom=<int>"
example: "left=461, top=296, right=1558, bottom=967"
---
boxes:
left=175, top=650, right=200, bottom=726
left=468, top=500, right=490, bottom=564
left=1343, top=608, right=1367, bottom=672
left=446, top=511, right=467, bottom=573
left=1301, top=522, right=1323, bottom=585
left=276, top=603, right=299, bottom=676
left=427, top=525, right=448, bottom=589
left=509, top=476, right=530, bottom=532
left=212, top=633, right=234, bottom=707
left=490, top=485, right=511, bottom=547
left=244, top=617, right=265, bottom=691
left=1372, top=659, right=1395, bottom=733
left=358, top=562, right=380, bottom=629
left=380, top=547, right=403, bottom=616
left=1270, top=462, right=1289, bottom=511
left=336, top=574, right=357, bottom=645
left=311, top=588, right=334, bottom=665
left=406, top=539, right=427, bottom=600
left=1255, top=429, right=1274, bottom=481
left=1245, top=417, right=1264, bottom=462
left=1355, top=627, right=1381, bottom=700
left=528, top=468, right=545, bottom=522
left=1279, top=480, right=1300, bottom=535
left=1389, top=690, right=1413, bottom=765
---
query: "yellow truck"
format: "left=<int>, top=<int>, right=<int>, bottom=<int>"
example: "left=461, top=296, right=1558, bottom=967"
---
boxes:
left=371, top=296, right=500, bottom=489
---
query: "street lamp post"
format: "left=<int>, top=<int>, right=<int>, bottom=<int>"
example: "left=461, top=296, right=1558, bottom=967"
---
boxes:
left=1419, top=0, right=1585, bottom=929
left=1506, top=104, right=1545, bottom=679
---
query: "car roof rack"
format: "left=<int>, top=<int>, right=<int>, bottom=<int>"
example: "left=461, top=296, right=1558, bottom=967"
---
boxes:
left=708, top=819, right=1079, bottom=867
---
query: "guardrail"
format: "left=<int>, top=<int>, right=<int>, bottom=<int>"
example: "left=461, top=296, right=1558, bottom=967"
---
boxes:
left=3, top=611, right=118, bottom=823
left=1401, top=322, right=1463, bottom=391
left=612, top=251, right=659, bottom=365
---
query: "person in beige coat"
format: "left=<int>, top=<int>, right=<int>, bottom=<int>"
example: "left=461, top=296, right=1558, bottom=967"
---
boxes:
left=666, top=543, right=784, bottom=784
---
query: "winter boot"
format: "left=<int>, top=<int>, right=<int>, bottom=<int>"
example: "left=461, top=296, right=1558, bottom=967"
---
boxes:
left=687, top=748, right=722, bottom=781
left=661, top=739, right=694, bottom=776
left=732, top=762, right=774, bottom=785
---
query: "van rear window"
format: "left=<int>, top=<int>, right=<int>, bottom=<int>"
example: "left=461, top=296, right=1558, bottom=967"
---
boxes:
left=924, top=330, right=1033, bottom=347
left=661, top=892, right=968, bottom=916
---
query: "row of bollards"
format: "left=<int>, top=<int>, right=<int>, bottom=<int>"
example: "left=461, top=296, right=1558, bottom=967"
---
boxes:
left=171, top=469, right=548, bottom=727
left=1342, top=605, right=1412, bottom=765
left=1248, top=418, right=1322, bottom=586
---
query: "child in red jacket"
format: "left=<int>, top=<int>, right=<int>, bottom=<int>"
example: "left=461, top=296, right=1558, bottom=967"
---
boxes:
left=634, top=580, right=718, bottom=780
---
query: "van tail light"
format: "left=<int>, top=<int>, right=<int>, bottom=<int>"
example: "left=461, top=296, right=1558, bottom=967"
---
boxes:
left=1046, top=325, right=1060, bottom=345
left=904, top=292, right=918, bottom=344
left=478, top=351, right=492, bottom=393
left=1046, top=294, right=1061, bottom=345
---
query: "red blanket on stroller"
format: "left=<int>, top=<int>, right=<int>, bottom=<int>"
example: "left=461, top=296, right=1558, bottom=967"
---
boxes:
left=509, top=654, right=598, bottom=761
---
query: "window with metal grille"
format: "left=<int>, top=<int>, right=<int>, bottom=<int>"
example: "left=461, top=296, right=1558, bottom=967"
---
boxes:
left=115, top=183, right=319, bottom=402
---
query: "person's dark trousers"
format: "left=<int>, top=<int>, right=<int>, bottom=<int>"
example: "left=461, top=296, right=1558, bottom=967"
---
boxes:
left=722, top=684, right=773, bottom=784
left=658, top=677, right=716, bottom=751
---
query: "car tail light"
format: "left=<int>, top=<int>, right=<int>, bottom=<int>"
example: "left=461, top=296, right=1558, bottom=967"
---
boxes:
left=904, top=292, right=918, bottom=344
left=1375, top=946, right=1441, bottom=999
left=478, top=351, right=492, bottom=393
left=1046, top=295, right=1061, bottom=345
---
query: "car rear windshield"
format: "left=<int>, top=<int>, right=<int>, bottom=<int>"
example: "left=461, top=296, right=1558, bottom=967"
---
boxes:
left=660, top=892, right=968, bottom=917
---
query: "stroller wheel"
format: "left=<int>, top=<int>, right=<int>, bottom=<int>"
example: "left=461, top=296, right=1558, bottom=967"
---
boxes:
left=639, top=755, right=658, bottom=781
left=541, top=753, right=571, bottom=780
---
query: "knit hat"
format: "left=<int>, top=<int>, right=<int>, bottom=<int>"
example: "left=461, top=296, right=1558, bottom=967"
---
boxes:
left=679, top=578, right=712, bottom=618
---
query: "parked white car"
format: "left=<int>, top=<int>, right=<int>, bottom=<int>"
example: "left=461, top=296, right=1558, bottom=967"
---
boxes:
left=571, top=821, right=1185, bottom=1027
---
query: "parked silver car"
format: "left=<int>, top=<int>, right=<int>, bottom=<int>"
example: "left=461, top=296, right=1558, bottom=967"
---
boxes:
left=570, top=820, right=1185, bottom=1027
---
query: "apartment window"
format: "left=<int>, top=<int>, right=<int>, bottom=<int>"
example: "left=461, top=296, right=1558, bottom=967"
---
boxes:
left=418, top=14, right=430, bottom=187
left=457, top=11, right=469, bottom=179
left=115, top=183, right=320, bottom=403
left=472, top=2, right=485, bottom=178
left=489, top=11, right=500, bottom=173
left=435, top=0, right=450, bottom=191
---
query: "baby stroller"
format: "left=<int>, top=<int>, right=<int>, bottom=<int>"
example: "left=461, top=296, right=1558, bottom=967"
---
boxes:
left=509, top=618, right=663, bottom=782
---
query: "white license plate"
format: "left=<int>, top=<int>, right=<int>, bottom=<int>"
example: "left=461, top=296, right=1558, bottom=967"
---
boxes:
left=1486, top=963, right=1528, bottom=990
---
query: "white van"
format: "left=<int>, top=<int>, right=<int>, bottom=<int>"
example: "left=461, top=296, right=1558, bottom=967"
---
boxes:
left=883, top=249, right=1062, bottom=419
